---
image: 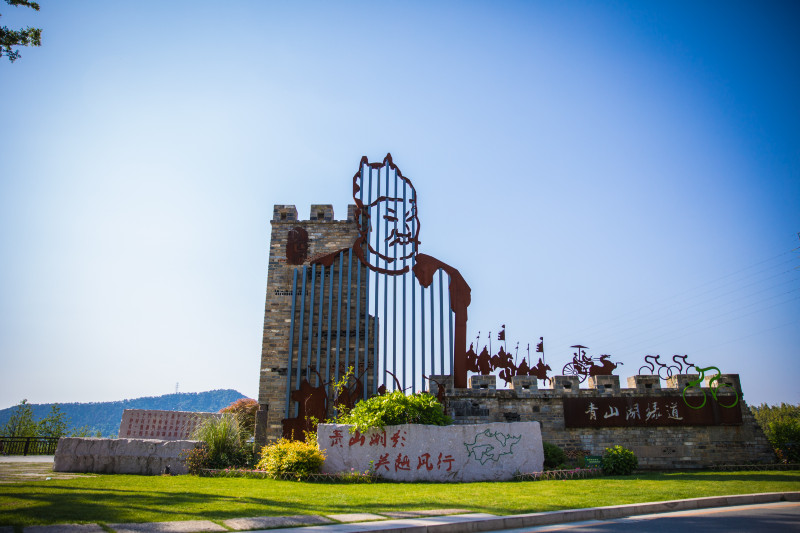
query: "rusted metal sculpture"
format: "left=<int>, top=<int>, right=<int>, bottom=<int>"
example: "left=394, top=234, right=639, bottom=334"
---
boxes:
left=531, top=358, right=552, bottom=385
left=310, top=154, right=472, bottom=389
left=562, top=346, right=622, bottom=383
left=281, top=375, right=327, bottom=440
left=671, top=354, right=695, bottom=373
left=285, top=226, right=309, bottom=265
left=424, top=374, right=448, bottom=410
left=466, top=328, right=551, bottom=385
left=639, top=354, right=696, bottom=379
left=332, top=370, right=365, bottom=412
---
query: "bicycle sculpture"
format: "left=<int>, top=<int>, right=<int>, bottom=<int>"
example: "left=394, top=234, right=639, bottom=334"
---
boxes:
left=638, top=354, right=695, bottom=380
left=682, top=365, right=739, bottom=410
left=561, top=345, right=623, bottom=383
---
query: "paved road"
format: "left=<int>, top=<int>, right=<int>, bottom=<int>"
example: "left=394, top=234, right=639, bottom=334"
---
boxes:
left=497, top=502, right=800, bottom=532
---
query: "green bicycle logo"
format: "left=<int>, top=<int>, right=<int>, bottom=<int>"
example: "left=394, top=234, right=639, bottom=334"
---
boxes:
left=682, top=366, right=739, bottom=410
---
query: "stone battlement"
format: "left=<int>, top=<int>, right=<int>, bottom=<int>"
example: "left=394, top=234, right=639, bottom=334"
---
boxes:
left=430, top=373, right=773, bottom=470
left=272, top=204, right=357, bottom=223
left=453, top=373, right=742, bottom=397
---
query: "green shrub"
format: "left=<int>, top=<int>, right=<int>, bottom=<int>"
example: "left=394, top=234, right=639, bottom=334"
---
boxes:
left=769, top=419, right=800, bottom=463
left=542, top=442, right=566, bottom=469
left=751, top=403, right=800, bottom=463
left=601, top=445, right=638, bottom=475
left=337, top=391, right=451, bottom=433
left=256, top=438, right=325, bottom=479
left=192, top=414, right=247, bottom=469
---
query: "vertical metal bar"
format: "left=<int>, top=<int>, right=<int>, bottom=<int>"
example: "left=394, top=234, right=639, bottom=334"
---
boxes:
left=421, top=281, right=426, bottom=390
left=373, top=313, right=379, bottom=395
left=355, top=239, right=362, bottom=386
left=449, top=274, right=454, bottom=374
left=439, top=269, right=445, bottom=375
left=296, top=265, right=307, bottom=403
left=307, top=265, right=316, bottom=382
left=401, top=173, right=407, bottom=392
left=315, top=263, right=325, bottom=386
left=326, top=264, right=334, bottom=385
left=335, top=251, right=344, bottom=383
left=383, top=162, right=389, bottom=389
left=410, top=193, right=417, bottom=392
left=345, top=248, right=353, bottom=374
left=285, top=269, right=298, bottom=418
left=392, top=167, right=398, bottom=390
left=363, top=164, right=372, bottom=399
left=429, top=272, right=435, bottom=374
left=375, top=165, right=383, bottom=392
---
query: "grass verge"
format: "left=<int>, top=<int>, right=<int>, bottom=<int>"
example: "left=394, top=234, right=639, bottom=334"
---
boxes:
left=0, top=470, right=798, bottom=526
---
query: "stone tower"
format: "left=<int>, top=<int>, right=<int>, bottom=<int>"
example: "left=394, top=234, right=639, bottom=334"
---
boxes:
left=255, top=204, right=375, bottom=445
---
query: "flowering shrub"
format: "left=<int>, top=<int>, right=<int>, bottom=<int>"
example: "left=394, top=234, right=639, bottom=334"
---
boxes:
left=181, top=445, right=211, bottom=475
left=601, top=445, right=638, bottom=475
left=219, top=398, right=259, bottom=443
left=256, top=438, right=325, bottom=479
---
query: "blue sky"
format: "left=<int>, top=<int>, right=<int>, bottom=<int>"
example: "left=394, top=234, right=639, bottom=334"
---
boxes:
left=1, top=1, right=798, bottom=409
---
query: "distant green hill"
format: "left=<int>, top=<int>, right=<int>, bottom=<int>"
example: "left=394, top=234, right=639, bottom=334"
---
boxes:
left=0, top=390, right=249, bottom=438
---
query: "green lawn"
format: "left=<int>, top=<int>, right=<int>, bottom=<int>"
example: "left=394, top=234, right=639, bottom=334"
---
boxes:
left=0, top=470, right=798, bottom=527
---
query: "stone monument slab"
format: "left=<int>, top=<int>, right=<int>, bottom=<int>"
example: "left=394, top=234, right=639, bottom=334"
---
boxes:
left=318, top=422, right=543, bottom=482
left=119, top=409, right=218, bottom=440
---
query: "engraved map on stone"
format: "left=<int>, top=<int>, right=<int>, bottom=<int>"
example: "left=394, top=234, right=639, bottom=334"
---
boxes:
left=463, top=428, right=521, bottom=465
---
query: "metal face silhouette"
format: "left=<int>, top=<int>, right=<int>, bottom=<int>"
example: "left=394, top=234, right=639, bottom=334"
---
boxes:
left=353, top=156, right=420, bottom=275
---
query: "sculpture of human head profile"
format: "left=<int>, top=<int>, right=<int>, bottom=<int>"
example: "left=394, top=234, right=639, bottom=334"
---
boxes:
left=352, top=154, right=420, bottom=275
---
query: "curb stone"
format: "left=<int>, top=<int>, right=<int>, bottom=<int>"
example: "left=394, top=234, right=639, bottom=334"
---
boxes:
left=224, top=516, right=333, bottom=530
left=248, top=492, right=800, bottom=532
left=14, top=493, right=800, bottom=533
left=23, top=526, right=106, bottom=533
left=327, top=514, right=389, bottom=523
left=382, top=510, right=470, bottom=519
left=107, top=521, right=226, bottom=533
left=414, top=492, right=800, bottom=533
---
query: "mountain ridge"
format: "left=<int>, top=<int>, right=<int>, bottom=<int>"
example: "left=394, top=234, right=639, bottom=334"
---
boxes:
left=0, top=389, right=250, bottom=437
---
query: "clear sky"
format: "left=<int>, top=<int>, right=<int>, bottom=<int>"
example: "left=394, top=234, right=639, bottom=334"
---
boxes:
left=1, top=1, right=798, bottom=410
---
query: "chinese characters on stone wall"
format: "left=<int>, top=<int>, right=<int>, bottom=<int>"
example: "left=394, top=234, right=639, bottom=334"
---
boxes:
left=563, top=396, right=742, bottom=428
left=328, top=427, right=455, bottom=473
left=118, top=409, right=215, bottom=440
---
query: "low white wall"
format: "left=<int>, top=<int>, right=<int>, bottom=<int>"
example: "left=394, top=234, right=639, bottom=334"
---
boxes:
left=318, top=422, right=543, bottom=482
left=53, top=437, right=199, bottom=475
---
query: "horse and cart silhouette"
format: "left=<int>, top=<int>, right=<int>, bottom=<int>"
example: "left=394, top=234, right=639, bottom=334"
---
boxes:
left=561, top=345, right=623, bottom=383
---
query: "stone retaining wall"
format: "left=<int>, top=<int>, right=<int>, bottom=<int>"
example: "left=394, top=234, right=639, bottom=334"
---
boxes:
left=436, top=373, right=774, bottom=470
left=53, top=437, right=198, bottom=475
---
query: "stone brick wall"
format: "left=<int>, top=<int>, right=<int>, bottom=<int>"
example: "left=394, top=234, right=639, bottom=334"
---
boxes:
left=440, top=373, right=774, bottom=470
left=256, top=204, right=374, bottom=445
